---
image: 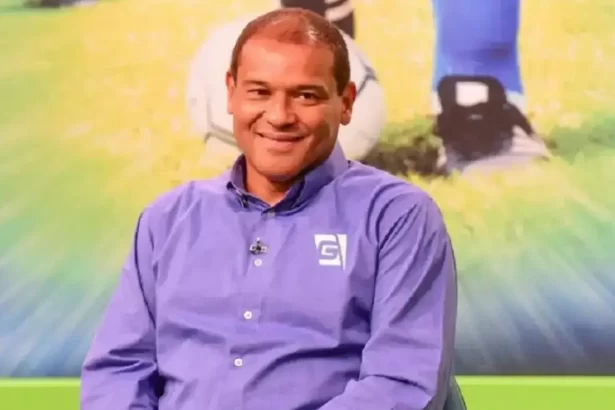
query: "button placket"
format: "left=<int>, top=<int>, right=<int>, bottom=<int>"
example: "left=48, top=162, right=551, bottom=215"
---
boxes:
left=231, top=211, right=271, bottom=367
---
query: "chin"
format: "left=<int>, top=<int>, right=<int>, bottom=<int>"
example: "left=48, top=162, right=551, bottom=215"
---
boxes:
left=255, top=160, right=302, bottom=182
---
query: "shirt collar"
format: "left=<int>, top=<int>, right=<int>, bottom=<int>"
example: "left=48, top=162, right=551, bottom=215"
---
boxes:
left=226, top=143, right=349, bottom=211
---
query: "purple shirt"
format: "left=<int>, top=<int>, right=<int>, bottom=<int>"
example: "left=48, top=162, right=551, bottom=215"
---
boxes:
left=80, top=145, right=457, bottom=410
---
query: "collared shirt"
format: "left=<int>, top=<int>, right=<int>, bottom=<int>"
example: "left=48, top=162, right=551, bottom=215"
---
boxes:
left=80, top=144, right=458, bottom=410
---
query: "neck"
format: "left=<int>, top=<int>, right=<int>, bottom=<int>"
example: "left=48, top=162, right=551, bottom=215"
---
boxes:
left=244, top=168, right=298, bottom=206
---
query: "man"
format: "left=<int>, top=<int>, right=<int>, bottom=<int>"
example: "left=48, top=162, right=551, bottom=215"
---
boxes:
left=81, top=8, right=457, bottom=410
left=279, top=0, right=551, bottom=174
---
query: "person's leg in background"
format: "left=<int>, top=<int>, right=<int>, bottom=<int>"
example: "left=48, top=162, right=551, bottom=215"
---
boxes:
left=277, top=0, right=549, bottom=175
left=431, top=0, right=551, bottom=174
left=278, top=0, right=355, bottom=39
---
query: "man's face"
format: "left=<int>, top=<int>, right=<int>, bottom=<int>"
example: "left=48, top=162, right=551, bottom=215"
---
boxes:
left=226, top=36, right=355, bottom=182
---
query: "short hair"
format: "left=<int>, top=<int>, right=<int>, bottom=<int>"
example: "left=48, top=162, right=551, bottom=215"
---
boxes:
left=229, top=8, right=351, bottom=95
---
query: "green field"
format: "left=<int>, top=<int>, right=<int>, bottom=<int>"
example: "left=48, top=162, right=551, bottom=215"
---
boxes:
left=0, top=377, right=613, bottom=410
left=1, top=0, right=614, bottom=255
left=1, top=0, right=615, bottom=408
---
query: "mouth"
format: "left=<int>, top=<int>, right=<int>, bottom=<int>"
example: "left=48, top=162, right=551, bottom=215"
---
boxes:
left=257, top=132, right=306, bottom=143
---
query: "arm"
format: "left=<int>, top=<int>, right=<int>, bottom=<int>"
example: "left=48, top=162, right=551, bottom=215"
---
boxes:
left=320, top=196, right=457, bottom=410
left=81, top=208, right=161, bottom=409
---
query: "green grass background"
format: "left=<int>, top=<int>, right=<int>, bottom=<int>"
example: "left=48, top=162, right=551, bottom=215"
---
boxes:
left=1, top=0, right=615, bottom=408
left=2, top=0, right=614, bottom=263
left=1, top=377, right=614, bottom=409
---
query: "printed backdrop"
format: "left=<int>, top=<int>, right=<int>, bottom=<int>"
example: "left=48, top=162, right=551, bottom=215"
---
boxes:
left=1, top=0, right=614, bottom=377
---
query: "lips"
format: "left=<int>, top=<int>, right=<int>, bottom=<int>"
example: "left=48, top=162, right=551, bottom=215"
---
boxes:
left=256, top=132, right=306, bottom=152
left=258, top=131, right=307, bottom=141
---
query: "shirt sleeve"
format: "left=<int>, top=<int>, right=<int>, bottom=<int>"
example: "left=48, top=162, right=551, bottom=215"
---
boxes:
left=80, top=208, right=161, bottom=409
left=319, top=196, right=458, bottom=410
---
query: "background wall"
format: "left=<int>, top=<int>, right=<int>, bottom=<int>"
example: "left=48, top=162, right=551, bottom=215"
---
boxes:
left=1, top=0, right=614, bottom=407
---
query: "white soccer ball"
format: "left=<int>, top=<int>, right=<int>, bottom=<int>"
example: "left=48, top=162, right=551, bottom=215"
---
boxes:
left=186, top=15, right=386, bottom=164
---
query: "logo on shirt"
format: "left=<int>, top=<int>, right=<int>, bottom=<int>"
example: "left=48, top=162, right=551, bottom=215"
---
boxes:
left=314, top=234, right=347, bottom=268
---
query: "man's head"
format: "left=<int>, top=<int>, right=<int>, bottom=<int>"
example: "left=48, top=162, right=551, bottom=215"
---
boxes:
left=226, top=8, right=356, bottom=186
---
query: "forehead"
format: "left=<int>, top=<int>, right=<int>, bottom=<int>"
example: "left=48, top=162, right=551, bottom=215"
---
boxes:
left=236, top=37, right=336, bottom=87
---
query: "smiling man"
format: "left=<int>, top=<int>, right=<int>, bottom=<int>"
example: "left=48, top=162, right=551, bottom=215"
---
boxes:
left=80, top=8, right=458, bottom=410
left=224, top=10, right=354, bottom=205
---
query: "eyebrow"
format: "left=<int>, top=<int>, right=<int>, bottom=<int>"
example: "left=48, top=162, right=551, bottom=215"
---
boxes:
left=241, top=79, right=328, bottom=93
left=241, top=80, right=269, bottom=87
left=296, top=84, right=328, bottom=94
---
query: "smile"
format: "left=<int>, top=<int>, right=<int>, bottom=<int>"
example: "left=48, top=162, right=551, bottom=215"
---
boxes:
left=257, top=133, right=306, bottom=142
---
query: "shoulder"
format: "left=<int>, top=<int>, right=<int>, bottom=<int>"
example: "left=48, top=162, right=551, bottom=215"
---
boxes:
left=334, top=162, right=445, bottom=242
left=338, top=161, right=435, bottom=203
left=139, top=173, right=230, bottom=234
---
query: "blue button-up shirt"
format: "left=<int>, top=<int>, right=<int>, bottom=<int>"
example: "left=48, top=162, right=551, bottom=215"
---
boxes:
left=81, top=144, right=457, bottom=410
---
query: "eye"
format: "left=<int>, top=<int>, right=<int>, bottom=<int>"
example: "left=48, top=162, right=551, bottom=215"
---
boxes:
left=247, top=88, right=269, bottom=97
left=297, top=92, right=319, bottom=102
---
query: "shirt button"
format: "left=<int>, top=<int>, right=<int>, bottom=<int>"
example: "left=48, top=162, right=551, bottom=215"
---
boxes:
left=266, top=210, right=275, bottom=218
left=233, top=358, right=243, bottom=367
left=254, top=258, right=262, bottom=267
left=243, top=311, right=253, bottom=320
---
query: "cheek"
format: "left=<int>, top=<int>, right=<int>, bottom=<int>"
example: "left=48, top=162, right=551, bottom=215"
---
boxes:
left=232, top=101, right=262, bottom=130
left=232, top=107, right=258, bottom=150
left=313, top=110, right=340, bottom=140
left=298, top=107, right=337, bottom=135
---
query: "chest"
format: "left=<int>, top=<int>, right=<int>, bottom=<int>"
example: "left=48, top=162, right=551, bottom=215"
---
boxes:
left=153, top=207, right=378, bottom=334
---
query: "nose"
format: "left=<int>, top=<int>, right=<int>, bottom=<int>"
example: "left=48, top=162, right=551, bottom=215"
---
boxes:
left=264, top=94, right=296, bottom=128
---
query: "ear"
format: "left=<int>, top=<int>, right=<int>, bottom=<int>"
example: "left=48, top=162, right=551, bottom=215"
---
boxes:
left=340, top=81, right=357, bottom=126
left=226, top=71, right=236, bottom=115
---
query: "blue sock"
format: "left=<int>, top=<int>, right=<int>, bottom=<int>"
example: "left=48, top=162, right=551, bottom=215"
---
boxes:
left=432, top=0, right=523, bottom=96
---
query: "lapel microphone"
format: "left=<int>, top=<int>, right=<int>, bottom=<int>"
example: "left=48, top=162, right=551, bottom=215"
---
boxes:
left=249, top=238, right=268, bottom=255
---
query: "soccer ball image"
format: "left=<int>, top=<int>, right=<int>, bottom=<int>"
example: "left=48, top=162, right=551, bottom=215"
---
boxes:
left=186, top=15, right=386, bottom=164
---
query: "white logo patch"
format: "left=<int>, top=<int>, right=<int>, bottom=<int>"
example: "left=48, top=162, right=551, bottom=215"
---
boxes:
left=314, top=234, right=348, bottom=268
